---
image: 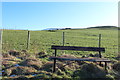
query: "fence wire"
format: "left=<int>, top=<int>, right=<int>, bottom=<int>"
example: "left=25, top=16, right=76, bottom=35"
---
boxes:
left=2, top=30, right=118, bottom=57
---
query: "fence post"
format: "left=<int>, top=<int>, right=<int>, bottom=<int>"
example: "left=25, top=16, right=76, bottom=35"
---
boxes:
left=0, top=30, right=2, bottom=74
left=27, top=30, right=30, bottom=50
left=0, top=30, right=2, bottom=48
left=63, top=32, right=65, bottom=46
left=98, top=34, right=102, bottom=58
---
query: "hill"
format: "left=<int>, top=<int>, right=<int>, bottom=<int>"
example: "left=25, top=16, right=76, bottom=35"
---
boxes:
left=43, top=26, right=118, bottom=31
left=87, top=26, right=118, bottom=29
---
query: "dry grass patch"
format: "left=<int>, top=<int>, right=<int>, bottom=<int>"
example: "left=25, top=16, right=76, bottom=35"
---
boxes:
left=4, top=66, right=37, bottom=76
left=19, top=58, right=43, bottom=70
left=2, top=53, right=22, bottom=69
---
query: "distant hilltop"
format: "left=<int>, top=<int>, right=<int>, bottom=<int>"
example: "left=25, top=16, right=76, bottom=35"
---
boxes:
left=43, top=26, right=118, bottom=30
left=87, top=26, right=118, bottom=29
left=2, top=26, right=119, bottom=31
left=43, top=28, right=72, bottom=30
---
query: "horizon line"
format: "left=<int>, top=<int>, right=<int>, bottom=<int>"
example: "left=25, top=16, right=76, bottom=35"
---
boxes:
left=1, top=25, right=118, bottom=31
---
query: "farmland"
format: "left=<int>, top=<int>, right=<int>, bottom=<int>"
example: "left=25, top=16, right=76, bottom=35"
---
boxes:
left=2, top=28, right=118, bottom=59
left=1, top=27, right=120, bottom=79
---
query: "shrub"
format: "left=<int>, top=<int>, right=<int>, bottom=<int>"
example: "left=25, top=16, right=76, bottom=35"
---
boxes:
left=112, top=61, right=120, bottom=79
left=36, top=51, right=47, bottom=58
left=112, top=61, right=120, bottom=73
left=73, top=63, right=107, bottom=79
left=48, top=30, right=56, bottom=32
left=8, top=50, right=20, bottom=57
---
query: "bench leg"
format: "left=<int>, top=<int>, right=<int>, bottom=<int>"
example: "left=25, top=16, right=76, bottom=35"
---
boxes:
left=53, top=59, right=56, bottom=73
left=99, top=62, right=102, bottom=66
left=105, top=62, right=107, bottom=71
left=53, top=49, right=57, bottom=73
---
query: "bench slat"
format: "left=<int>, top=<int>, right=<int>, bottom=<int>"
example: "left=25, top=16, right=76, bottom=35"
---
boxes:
left=51, top=45, right=105, bottom=52
left=50, top=56, right=110, bottom=62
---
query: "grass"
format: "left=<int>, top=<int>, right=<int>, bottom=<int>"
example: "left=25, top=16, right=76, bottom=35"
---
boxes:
left=2, top=28, right=118, bottom=59
left=2, top=27, right=119, bottom=79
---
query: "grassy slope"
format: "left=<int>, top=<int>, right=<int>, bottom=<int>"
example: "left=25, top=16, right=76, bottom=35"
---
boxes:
left=2, top=28, right=118, bottom=59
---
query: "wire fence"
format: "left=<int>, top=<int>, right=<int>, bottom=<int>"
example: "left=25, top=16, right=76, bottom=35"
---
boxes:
left=2, top=29, right=118, bottom=57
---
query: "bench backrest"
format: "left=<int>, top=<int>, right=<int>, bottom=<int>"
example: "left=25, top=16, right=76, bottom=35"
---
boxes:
left=51, top=45, right=105, bottom=52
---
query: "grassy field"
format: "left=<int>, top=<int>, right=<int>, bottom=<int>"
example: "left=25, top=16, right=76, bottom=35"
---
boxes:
left=2, top=27, right=119, bottom=79
left=2, top=28, right=118, bottom=59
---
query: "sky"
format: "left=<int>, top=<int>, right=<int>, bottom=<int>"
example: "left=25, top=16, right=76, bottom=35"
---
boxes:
left=2, top=2, right=118, bottom=30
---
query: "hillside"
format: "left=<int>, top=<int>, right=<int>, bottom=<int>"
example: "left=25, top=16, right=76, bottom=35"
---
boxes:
left=43, top=26, right=118, bottom=31
left=87, top=26, right=118, bottom=29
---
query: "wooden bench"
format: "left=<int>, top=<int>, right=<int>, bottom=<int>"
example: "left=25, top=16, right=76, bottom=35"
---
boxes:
left=49, top=45, right=111, bottom=73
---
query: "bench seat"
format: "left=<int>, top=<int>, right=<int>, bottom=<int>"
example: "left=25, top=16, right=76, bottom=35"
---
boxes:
left=50, top=56, right=111, bottom=62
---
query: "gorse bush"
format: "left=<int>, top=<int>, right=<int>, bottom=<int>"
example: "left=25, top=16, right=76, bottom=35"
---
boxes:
left=112, top=61, right=120, bottom=73
left=36, top=51, right=48, bottom=58
left=112, top=61, right=120, bottom=80
left=73, top=63, right=106, bottom=78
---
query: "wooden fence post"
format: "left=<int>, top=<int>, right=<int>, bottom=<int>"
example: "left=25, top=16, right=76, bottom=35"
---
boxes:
left=63, top=32, right=65, bottom=46
left=0, top=30, right=2, bottom=47
left=0, top=30, right=2, bottom=73
left=27, top=30, right=30, bottom=50
left=98, top=34, right=102, bottom=58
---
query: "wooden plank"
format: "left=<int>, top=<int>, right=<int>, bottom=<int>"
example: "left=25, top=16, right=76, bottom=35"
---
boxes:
left=50, top=56, right=110, bottom=62
left=51, top=45, right=105, bottom=52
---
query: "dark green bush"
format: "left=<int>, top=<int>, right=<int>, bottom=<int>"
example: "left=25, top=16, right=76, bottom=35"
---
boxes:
left=73, top=63, right=107, bottom=79
left=112, top=61, right=120, bottom=80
